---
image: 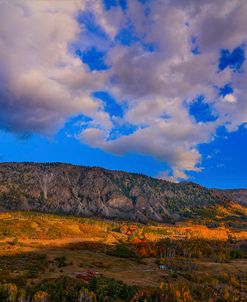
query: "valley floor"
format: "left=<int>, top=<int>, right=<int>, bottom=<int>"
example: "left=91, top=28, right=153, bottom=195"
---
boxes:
left=0, top=211, right=246, bottom=301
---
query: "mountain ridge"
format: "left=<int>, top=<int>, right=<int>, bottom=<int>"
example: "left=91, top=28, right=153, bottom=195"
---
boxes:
left=0, top=162, right=246, bottom=223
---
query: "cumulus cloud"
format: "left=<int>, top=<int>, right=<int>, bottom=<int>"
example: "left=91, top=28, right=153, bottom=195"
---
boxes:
left=0, top=0, right=108, bottom=134
left=0, top=0, right=247, bottom=179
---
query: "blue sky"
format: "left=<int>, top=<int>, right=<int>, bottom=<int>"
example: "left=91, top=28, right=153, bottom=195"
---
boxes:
left=0, top=125, right=246, bottom=189
left=0, top=0, right=246, bottom=189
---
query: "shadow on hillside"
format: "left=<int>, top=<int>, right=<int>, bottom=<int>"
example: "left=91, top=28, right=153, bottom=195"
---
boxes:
left=0, top=234, right=246, bottom=282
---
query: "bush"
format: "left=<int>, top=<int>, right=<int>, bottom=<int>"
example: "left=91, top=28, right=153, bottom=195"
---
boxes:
left=89, top=276, right=138, bottom=301
left=107, top=244, right=137, bottom=259
left=54, top=256, right=68, bottom=268
left=229, top=249, right=243, bottom=259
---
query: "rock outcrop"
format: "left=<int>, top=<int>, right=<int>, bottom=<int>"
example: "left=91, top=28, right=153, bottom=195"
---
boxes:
left=0, top=162, right=242, bottom=223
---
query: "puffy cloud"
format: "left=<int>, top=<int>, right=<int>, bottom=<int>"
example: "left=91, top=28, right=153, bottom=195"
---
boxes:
left=1, top=0, right=247, bottom=179
left=95, top=0, right=247, bottom=178
left=0, top=0, right=109, bottom=134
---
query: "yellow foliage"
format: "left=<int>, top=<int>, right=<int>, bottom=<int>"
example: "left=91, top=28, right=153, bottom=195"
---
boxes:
left=32, top=291, right=49, bottom=302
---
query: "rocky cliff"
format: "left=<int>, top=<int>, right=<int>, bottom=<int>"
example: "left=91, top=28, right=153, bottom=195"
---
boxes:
left=0, top=162, right=244, bottom=223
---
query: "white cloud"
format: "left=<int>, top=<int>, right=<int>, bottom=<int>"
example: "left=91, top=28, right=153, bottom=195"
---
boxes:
left=223, top=94, right=237, bottom=104
left=157, top=171, right=179, bottom=183
left=0, top=0, right=109, bottom=134
left=0, top=0, right=247, bottom=179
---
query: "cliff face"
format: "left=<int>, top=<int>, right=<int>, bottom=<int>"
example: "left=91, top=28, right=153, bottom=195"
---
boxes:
left=0, top=162, right=239, bottom=223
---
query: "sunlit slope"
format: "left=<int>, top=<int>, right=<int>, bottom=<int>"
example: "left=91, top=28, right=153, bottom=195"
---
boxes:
left=0, top=211, right=246, bottom=245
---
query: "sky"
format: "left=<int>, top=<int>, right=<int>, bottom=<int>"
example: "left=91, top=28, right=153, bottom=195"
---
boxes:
left=0, top=0, right=246, bottom=189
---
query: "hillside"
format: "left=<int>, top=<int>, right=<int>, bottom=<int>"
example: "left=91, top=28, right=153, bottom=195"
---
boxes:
left=218, top=189, right=247, bottom=206
left=0, top=162, right=246, bottom=223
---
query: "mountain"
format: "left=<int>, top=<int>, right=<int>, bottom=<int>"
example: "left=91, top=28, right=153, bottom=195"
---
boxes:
left=217, top=189, right=247, bottom=206
left=0, top=162, right=245, bottom=223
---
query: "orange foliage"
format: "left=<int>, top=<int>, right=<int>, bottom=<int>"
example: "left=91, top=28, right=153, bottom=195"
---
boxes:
left=32, top=291, right=49, bottom=302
